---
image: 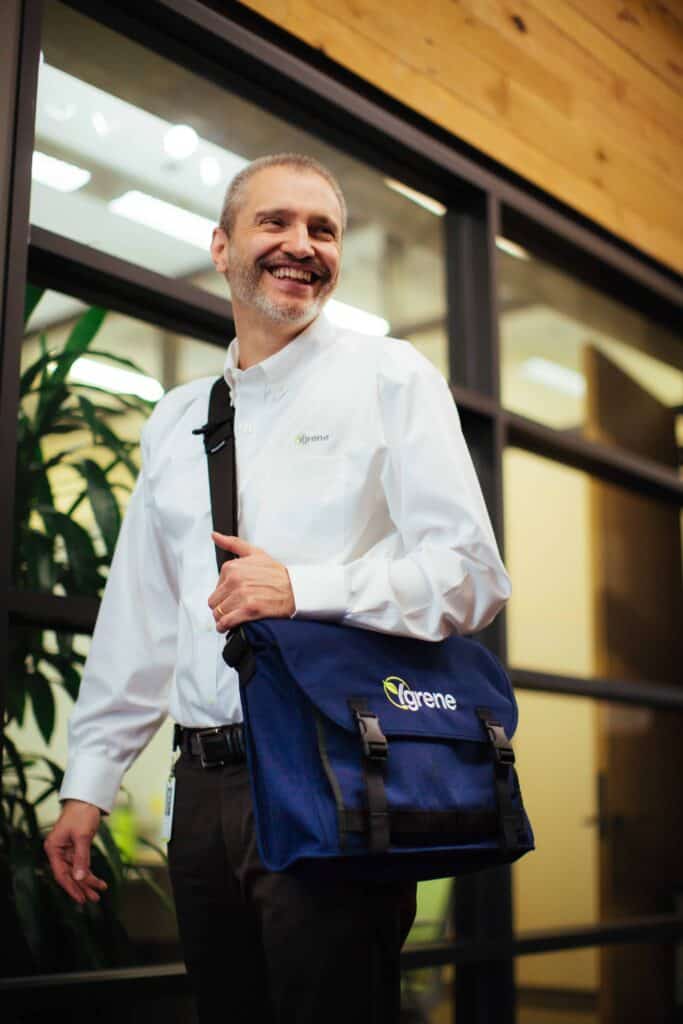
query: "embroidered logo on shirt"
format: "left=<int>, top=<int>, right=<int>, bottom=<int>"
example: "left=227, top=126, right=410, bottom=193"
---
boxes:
left=295, top=432, right=330, bottom=446
left=382, top=676, right=457, bottom=712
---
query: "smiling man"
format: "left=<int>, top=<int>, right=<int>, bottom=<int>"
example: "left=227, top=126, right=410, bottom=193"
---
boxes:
left=45, top=154, right=511, bottom=1023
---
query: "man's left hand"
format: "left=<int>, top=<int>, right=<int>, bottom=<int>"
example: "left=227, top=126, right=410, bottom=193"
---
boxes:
left=208, top=533, right=295, bottom=631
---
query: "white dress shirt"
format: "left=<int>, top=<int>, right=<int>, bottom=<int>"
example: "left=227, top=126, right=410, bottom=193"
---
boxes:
left=60, top=313, right=511, bottom=812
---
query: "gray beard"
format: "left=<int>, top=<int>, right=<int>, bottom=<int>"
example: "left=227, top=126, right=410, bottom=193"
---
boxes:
left=229, top=261, right=332, bottom=325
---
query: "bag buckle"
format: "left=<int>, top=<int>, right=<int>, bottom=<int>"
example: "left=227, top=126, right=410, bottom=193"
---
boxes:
left=351, top=706, right=388, bottom=762
left=476, top=709, right=515, bottom=768
left=196, top=727, right=228, bottom=768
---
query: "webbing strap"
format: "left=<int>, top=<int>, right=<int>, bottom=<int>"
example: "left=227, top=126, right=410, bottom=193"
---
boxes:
left=195, top=377, right=254, bottom=684
left=349, top=698, right=390, bottom=853
left=476, top=707, right=525, bottom=850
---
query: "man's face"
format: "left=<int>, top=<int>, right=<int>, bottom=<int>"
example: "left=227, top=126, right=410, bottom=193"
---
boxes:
left=218, top=165, right=343, bottom=327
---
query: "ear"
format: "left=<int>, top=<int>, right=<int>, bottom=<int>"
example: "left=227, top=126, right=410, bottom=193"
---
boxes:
left=210, top=226, right=229, bottom=274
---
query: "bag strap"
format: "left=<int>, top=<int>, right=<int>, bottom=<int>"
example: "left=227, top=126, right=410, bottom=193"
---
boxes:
left=348, top=698, right=390, bottom=853
left=476, top=707, right=526, bottom=851
left=194, top=376, right=255, bottom=683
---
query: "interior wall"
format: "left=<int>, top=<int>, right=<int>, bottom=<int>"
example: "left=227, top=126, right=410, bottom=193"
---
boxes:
left=233, top=0, right=683, bottom=276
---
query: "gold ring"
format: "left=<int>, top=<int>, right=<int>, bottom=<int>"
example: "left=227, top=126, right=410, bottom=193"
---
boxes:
left=216, top=604, right=224, bottom=617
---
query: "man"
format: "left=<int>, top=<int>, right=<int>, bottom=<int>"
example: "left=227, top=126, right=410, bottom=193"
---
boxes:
left=45, top=154, right=511, bottom=1022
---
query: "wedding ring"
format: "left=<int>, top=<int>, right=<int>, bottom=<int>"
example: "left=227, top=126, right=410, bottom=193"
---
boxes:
left=216, top=604, right=224, bottom=617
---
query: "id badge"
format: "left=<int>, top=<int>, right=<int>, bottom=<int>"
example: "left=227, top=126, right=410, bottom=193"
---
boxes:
left=160, top=773, right=176, bottom=843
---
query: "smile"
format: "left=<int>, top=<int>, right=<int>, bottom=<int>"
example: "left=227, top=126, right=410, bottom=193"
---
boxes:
left=266, top=266, right=319, bottom=284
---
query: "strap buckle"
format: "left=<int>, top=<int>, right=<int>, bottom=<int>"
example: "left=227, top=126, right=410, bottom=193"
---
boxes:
left=351, top=706, right=388, bottom=762
left=476, top=707, right=515, bottom=768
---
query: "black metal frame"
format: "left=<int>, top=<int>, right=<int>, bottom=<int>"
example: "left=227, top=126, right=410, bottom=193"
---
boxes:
left=1, top=0, right=682, bottom=1020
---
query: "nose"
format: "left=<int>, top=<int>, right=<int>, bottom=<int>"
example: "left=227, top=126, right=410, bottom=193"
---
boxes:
left=282, top=222, right=314, bottom=259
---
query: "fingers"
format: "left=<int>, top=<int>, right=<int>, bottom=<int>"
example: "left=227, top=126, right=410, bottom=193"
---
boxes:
left=44, top=802, right=105, bottom=906
left=46, top=842, right=106, bottom=905
left=211, top=533, right=255, bottom=557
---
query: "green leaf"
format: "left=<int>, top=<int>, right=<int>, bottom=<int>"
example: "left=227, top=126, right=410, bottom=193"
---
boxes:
left=73, top=458, right=121, bottom=558
left=35, top=507, right=102, bottom=594
left=76, top=395, right=140, bottom=478
left=29, top=671, right=56, bottom=745
left=383, top=680, right=399, bottom=695
left=21, top=529, right=57, bottom=590
left=24, top=284, right=44, bottom=327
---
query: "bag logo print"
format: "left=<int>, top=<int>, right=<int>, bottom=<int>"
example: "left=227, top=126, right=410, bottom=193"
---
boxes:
left=382, top=676, right=457, bottom=712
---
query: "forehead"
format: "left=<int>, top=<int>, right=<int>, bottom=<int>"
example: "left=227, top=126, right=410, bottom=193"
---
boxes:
left=240, top=165, right=342, bottom=226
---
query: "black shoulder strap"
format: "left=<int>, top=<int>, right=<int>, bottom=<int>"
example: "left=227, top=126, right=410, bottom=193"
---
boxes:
left=192, top=376, right=237, bottom=571
left=193, top=377, right=255, bottom=684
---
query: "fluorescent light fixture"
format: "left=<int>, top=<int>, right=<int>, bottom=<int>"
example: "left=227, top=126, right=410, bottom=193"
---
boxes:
left=495, top=237, right=531, bottom=260
left=200, top=156, right=222, bottom=187
left=69, top=356, right=164, bottom=401
left=164, top=124, right=199, bottom=160
left=384, top=178, right=446, bottom=216
left=326, top=300, right=390, bottom=336
left=520, top=357, right=585, bottom=397
left=32, top=151, right=91, bottom=192
left=109, top=190, right=215, bottom=250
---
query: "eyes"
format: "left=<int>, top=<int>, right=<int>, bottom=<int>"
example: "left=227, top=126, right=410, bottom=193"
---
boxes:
left=259, top=217, right=337, bottom=241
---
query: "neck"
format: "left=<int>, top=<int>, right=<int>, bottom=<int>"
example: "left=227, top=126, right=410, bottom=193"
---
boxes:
left=232, top=302, right=316, bottom=370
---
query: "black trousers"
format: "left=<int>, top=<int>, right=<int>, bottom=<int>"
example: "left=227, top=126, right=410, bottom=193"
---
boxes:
left=167, top=753, right=417, bottom=1024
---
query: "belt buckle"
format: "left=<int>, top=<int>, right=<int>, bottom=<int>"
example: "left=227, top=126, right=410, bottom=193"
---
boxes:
left=196, top=727, right=227, bottom=768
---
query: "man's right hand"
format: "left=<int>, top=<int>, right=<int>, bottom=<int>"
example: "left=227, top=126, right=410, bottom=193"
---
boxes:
left=44, top=799, right=108, bottom=905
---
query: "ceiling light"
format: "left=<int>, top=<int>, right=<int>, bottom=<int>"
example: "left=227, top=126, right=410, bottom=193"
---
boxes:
left=45, top=101, right=76, bottom=123
left=496, top=237, right=531, bottom=260
left=32, top=151, right=91, bottom=192
left=520, top=357, right=585, bottom=397
left=384, top=178, right=446, bottom=216
left=200, top=156, right=222, bottom=187
left=69, top=356, right=163, bottom=401
left=92, top=111, right=112, bottom=136
left=109, top=190, right=215, bottom=250
left=326, top=300, right=390, bottom=336
left=164, top=124, right=199, bottom=160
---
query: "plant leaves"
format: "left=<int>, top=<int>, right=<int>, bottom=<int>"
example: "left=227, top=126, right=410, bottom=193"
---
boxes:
left=35, top=507, right=102, bottom=594
left=28, top=671, right=56, bottom=745
left=10, top=840, right=43, bottom=962
left=24, top=284, right=44, bottom=327
left=73, top=458, right=121, bottom=558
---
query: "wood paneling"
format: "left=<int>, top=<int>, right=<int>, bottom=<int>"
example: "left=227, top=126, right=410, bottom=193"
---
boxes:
left=237, top=0, right=683, bottom=275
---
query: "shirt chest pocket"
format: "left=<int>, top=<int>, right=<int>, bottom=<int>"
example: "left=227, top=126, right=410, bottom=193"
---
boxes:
left=244, top=453, right=347, bottom=563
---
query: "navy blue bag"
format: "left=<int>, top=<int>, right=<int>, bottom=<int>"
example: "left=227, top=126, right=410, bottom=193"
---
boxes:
left=198, top=377, right=534, bottom=881
left=224, top=619, right=533, bottom=881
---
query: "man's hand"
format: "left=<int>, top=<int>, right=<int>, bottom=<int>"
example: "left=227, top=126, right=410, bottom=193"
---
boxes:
left=208, top=533, right=295, bottom=631
left=44, top=800, right=108, bottom=905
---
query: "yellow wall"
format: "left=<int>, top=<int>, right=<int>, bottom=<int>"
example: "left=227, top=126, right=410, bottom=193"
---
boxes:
left=236, top=0, right=683, bottom=276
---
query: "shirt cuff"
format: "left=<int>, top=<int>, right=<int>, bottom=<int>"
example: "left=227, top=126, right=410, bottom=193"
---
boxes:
left=286, top=564, right=348, bottom=620
left=59, top=753, right=125, bottom=814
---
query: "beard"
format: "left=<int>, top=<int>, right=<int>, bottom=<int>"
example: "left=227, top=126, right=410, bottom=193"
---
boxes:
left=227, top=249, right=335, bottom=325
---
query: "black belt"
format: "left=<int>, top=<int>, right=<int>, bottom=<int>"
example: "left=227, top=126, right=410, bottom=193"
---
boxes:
left=174, top=723, right=246, bottom=768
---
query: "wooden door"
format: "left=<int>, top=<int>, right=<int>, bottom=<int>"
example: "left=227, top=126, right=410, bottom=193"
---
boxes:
left=585, top=345, right=683, bottom=1023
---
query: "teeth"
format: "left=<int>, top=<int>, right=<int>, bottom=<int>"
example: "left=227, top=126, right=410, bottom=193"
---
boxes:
left=270, top=267, right=313, bottom=282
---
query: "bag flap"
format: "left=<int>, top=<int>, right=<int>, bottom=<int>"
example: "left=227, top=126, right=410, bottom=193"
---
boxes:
left=243, top=619, right=517, bottom=743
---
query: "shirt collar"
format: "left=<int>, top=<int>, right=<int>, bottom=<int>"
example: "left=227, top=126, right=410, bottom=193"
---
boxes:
left=223, top=312, right=337, bottom=396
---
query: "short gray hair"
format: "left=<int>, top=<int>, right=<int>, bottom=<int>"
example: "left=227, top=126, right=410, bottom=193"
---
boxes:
left=219, top=153, right=347, bottom=237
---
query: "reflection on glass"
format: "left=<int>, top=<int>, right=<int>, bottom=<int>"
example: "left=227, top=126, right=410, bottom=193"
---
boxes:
left=498, top=242, right=683, bottom=469
left=16, top=286, right=225, bottom=595
left=515, top=943, right=679, bottom=1024
left=503, top=448, right=683, bottom=683
left=5, top=628, right=179, bottom=974
left=514, top=690, right=683, bottom=1021
left=35, top=3, right=448, bottom=372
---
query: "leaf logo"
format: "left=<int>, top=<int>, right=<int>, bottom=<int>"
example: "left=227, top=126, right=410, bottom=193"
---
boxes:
left=383, top=676, right=412, bottom=710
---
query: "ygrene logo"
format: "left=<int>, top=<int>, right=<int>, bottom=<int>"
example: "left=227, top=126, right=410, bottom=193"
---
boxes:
left=382, top=676, right=457, bottom=713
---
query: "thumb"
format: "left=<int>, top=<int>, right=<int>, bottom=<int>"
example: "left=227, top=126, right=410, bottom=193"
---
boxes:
left=72, top=832, right=92, bottom=881
left=211, top=533, right=255, bottom=557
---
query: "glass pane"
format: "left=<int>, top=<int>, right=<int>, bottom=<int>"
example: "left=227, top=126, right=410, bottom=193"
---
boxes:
left=15, top=285, right=225, bottom=595
left=516, top=942, right=680, bottom=1024
left=514, top=692, right=683, bottom=934
left=402, top=964, right=453, bottom=1023
left=34, top=2, right=448, bottom=374
left=498, top=241, right=683, bottom=471
left=503, top=447, right=683, bottom=682
left=5, top=627, right=180, bottom=975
